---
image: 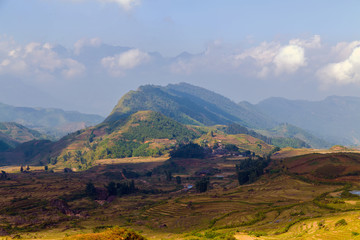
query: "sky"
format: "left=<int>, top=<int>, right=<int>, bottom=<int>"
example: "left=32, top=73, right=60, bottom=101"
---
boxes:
left=0, top=0, right=360, bottom=116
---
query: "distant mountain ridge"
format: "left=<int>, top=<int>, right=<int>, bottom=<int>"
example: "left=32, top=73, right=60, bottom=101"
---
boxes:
left=256, top=96, right=360, bottom=145
left=0, top=103, right=104, bottom=138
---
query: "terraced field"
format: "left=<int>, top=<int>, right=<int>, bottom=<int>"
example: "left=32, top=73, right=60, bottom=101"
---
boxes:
left=1, top=153, right=360, bottom=239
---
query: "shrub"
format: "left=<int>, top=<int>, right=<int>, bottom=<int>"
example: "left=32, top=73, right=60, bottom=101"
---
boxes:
left=335, top=219, right=347, bottom=227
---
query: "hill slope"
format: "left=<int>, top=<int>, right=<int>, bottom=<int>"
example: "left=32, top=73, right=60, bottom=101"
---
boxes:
left=257, top=96, right=360, bottom=145
left=0, top=122, right=46, bottom=144
left=107, top=83, right=277, bottom=129
left=256, top=123, right=331, bottom=149
left=0, top=122, right=48, bottom=152
left=0, top=102, right=104, bottom=138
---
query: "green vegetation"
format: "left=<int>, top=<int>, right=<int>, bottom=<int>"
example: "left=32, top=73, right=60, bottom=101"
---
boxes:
left=122, top=111, right=198, bottom=142
left=270, top=137, right=310, bottom=148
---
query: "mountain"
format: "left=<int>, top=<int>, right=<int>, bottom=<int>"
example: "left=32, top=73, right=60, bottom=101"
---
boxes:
left=0, top=103, right=104, bottom=138
left=107, top=83, right=277, bottom=129
left=0, top=109, right=278, bottom=168
left=257, top=96, right=360, bottom=145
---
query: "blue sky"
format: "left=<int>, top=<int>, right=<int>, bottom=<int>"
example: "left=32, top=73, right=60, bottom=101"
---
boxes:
left=1, top=0, right=360, bottom=115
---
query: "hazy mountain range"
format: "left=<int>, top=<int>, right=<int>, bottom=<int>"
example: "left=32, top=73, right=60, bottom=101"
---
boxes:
left=0, top=102, right=104, bottom=138
left=256, top=96, right=360, bottom=145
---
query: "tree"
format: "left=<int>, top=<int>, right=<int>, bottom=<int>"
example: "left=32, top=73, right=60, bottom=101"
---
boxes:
left=196, top=177, right=209, bottom=193
left=26, top=165, right=30, bottom=171
left=20, top=166, right=23, bottom=172
left=164, top=170, right=172, bottom=181
left=0, top=171, right=7, bottom=180
left=89, top=130, right=95, bottom=143
left=176, top=176, right=182, bottom=185
left=44, top=165, right=48, bottom=171
left=106, top=181, right=117, bottom=196
left=85, top=182, right=97, bottom=199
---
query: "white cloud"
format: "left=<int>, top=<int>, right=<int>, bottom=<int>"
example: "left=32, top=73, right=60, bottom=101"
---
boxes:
left=101, top=49, right=150, bottom=76
left=0, top=39, right=85, bottom=80
left=274, top=45, right=306, bottom=75
left=318, top=46, right=360, bottom=85
left=233, top=36, right=315, bottom=77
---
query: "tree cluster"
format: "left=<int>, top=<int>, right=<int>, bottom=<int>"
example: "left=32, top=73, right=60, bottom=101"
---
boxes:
left=105, top=180, right=137, bottom=197
left=170, top=143, right=205, bottom=159
left=236, top=157, right=270, bottom=185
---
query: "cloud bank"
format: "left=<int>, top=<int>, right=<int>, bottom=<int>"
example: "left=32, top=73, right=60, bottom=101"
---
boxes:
left=0, top=36, right=85, bottom=81
left=1, top=35, right=360, bottom=89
